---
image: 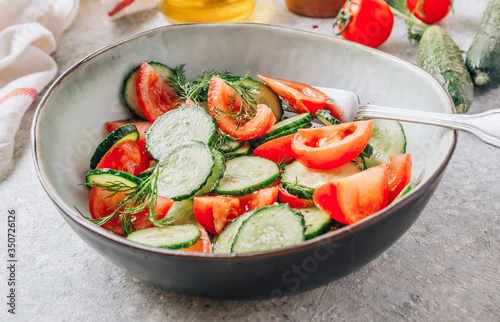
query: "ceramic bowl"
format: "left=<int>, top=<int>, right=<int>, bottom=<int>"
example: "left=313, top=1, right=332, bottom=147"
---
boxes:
left=32, top=23, right=456, bottom=300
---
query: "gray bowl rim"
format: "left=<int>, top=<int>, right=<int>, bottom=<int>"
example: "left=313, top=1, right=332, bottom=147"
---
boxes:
left=31, top=22, right=457, bottom=260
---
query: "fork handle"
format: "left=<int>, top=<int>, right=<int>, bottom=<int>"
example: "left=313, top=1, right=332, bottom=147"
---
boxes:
left=359, top=104, right=500, bottom=148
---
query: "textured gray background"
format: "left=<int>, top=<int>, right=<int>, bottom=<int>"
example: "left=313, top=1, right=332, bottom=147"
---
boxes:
left=1, top=0, right=499, bottom=320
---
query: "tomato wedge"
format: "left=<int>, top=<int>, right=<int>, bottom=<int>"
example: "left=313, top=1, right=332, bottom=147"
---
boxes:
left=151, top=196, right=176, bottom=221
left=136, top=61, right=181, bottom=122
left=238, top=185, right=279, bottom=213
left=312, top=163, right=389, bottom=225
left=291, top=120, right=374, bottom=170
left=89, top=187, right=173, bottom=236
left=193, top=185, right=279, bottom=235
left=207, top=75, right=276, bottom=140
left=106, top=120, right=152, bottom=157
left=194, top=196, right=241, bottom=235
left=182, top=228, right=212, bottom=253
left=252, top=134, right=295, bottom=164
left=388, top=154, right=412, bottom=203
left=278, top=185, right=314, bottom=208
left=96, top=140, right=150, bottom=176
left=181, top=98, right=198, bottom=107
left=257, top=75, right=327, bottom=116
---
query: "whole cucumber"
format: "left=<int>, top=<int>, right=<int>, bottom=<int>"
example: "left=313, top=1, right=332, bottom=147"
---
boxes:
left=417, top=26, right=474, bottom=113
left=466, top=0, right=500, bottom=87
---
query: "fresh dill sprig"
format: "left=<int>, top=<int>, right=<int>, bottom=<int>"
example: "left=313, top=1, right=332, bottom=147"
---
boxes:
left=85, top=171, right=160, bottom=237
left=168, top=66, right=260, bottom=130
left=167, top=65, right=236, bottom=106
left=210, top=129, right=241, bottom=151
left=276, top=155, right=294, bottom=171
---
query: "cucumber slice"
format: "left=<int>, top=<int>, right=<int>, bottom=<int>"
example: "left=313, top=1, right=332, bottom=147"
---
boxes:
left=157, top=199, right=198, bottom=226
left=361, top=143, right=374, bottom=159
left=353, top=155, right=367, bottom=170
left=195, top=148, right=226, bottom=196
left=216, top=156, right=280, bottom=196
left=364, top=119, right=407, bottom=168
left=212, top=210, right=256, bottom=254
left=251, top=122, right=311, bottom=147
left=281, top=161, right=361, bottom=200
left=137, top=161, right=157, bottom=179
left=394, top=182, right=414, bottom=201
left=254, top=113, right=312, bottom=143
left=241, top=78, right=283, bottom=121
left=123, top=62, right=175, bottom=119
left=296, top=207, right=332, bottom=240
left=146, top=106, right=217, bottom=161
left=89, top=124, right=139, bottom=169
left=217, top=134, right=245, bottom=153
left=156, top=141, right=215, bottom=201
left=85, top=168, right=142, bottom=188
left=315, top=109, right=340, bottom=126
left=126, top=225, right=200, bottom=249
left=231, top=205, right=305, bottom=254
left=225, top=141, right=251, bottom=159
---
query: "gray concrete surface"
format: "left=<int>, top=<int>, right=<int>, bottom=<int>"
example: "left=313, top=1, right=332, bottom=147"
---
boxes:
left=0, top=0, right=499, bottom=320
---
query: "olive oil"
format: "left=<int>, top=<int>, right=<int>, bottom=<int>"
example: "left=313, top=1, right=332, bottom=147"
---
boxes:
left=160, top=0, right=255, bottom=23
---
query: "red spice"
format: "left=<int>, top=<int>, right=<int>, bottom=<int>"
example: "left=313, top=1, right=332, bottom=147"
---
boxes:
left=312, top=25, right=319, bottom=29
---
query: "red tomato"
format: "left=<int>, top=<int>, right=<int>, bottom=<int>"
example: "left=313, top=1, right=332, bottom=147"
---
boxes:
left=193, top=185, right=279, bottom=235
left=291, top=120, right=374, bottom=170
left=324, top=102, right=345, bottom=123
left=89, top=187, right=173, bottom=236
left=407, top=0, right=451, bottom=24
left=238, top=185, right=279, bottom=213
left=252, top=134, right=295, bottom=164
left=106, top=120, right=152, bottom=157
left=278, top=185, right=314, bottom=208
left=388, top=154, right=412, bottom=203
left=136, top=61, right=181, bottom=122
left=257, top=75, right=327, bottom=116
left=180, top=98, right=198, bottom=107
left=182, top=228, right=212, bottom=253
left=335, top=0, right=394, bottom=48
left=96, top=140, right=150, bottom=176
left=312, top=163, right=389, bottom=225
left=207, top=76, right=276, bottom=140
left=194, top=196, right=241, bottom=235
left=151, top=196, right=175, bottom=221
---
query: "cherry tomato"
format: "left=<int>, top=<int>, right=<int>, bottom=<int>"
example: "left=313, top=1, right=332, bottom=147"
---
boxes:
left=335, top=0, right=394, bottom=48
left=89, top=187, right=173, bottom=236
left=252, top=134, right=295, bottom=164
left=257, top=75, right=327, bottom=116
left=193, top=185, right=279, bottom=235
left=136, top=61, right=181, bottom=122
left=312, top=163, right=389, bottom=225
left=106, top=120, right=152, bottom=158
left=208, top=76, right=276, bottom=140
left=96, top=140, right=150, bottom=176
left=278, top=185, right=314, bottom=208
left=182, top=228, right=212, bottom=253
left=388, top=154, right=412, bottom=203
left=407, top=0, right=451, bottom=24
left=291, top=120, right=374, bottom=170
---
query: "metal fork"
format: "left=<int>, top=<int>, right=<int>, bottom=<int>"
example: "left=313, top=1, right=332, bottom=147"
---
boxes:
left=307, top=86, right=500, bottom=149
